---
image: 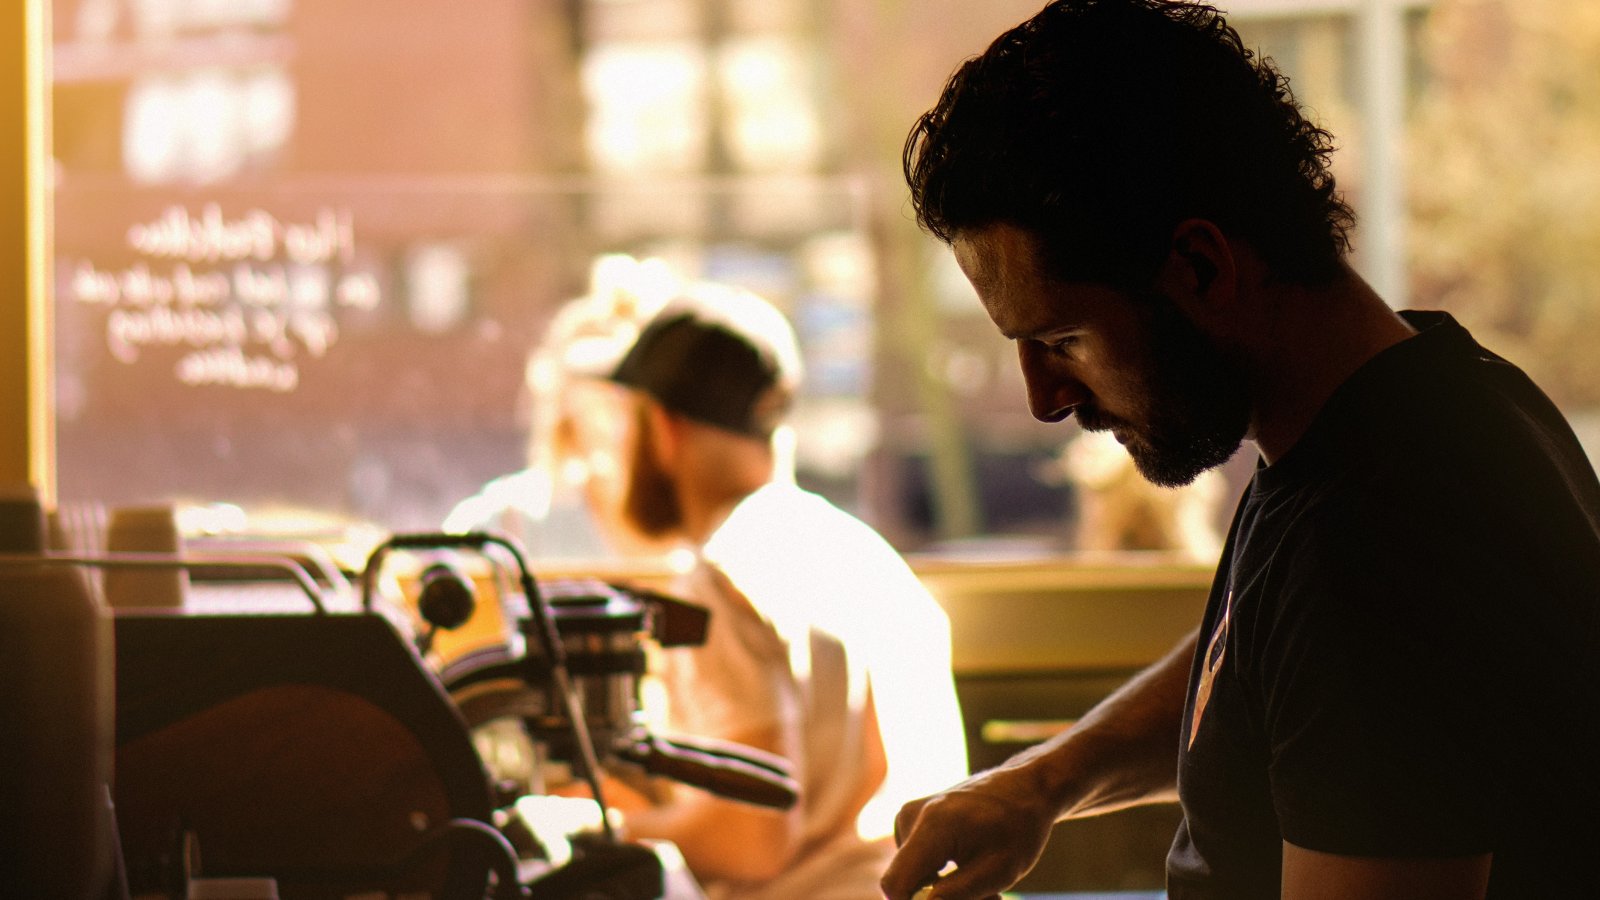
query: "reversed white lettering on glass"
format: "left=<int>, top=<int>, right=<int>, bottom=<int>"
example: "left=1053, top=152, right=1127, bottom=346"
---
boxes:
left=67, top=204, right=383, bottom=393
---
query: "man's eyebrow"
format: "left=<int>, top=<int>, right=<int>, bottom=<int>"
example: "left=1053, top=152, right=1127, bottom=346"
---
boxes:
left=1005, top=326, right=1054, bottom=343
left=995, top=316, right=1059, bottom=344
left=991, top=290, right=1072, bottom=342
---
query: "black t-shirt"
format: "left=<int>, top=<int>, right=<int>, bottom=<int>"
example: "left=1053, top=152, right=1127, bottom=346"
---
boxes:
left=1168, top=311, right=1600, bottom=899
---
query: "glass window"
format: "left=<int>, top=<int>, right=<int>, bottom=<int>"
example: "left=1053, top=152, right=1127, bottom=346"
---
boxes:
left=47, top=0, right=1600, bottom=558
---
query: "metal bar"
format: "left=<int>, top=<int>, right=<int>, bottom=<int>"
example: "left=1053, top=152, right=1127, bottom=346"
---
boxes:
left=0, top=551, right=329, bottom=613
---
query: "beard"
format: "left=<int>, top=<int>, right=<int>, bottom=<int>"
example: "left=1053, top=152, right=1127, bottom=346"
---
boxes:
left=1083, top=291, right=1251, bottom=488
left=621, top=402, right=685, bottom=539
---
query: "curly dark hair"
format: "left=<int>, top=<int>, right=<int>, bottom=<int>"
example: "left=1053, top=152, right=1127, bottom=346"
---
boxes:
left=904, top=0, right=1354, bottom=288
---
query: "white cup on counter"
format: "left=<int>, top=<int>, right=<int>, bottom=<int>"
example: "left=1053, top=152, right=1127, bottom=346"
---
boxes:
left=103, top=503, right=189, bottom=608
left=0, top=482, right=47, bottom=554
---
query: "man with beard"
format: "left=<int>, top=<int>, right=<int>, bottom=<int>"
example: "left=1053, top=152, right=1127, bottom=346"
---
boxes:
left=880, top=2, right=1600, bottom=900
left=597, top=283, right=969, bottom=900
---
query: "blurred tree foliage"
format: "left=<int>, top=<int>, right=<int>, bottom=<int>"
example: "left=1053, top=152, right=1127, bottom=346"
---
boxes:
left=1409, top=0, right=1600, bottom=408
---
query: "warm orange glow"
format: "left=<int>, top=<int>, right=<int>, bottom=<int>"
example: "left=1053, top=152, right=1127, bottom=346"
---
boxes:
left=1, top=0, right=54, bottom=498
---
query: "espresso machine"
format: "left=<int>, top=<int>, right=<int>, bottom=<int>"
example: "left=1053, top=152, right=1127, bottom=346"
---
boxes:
left=48, top=525, right=797, bottom=900
left=362, top=531, right=799, bottom=897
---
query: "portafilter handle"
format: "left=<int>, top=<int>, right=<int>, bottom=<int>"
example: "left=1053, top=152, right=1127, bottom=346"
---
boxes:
left=612, top=732, right=799, bottom=811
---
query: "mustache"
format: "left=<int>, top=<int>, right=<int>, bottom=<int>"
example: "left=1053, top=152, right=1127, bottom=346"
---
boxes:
left=1073, top=405, right=1120, bottom=433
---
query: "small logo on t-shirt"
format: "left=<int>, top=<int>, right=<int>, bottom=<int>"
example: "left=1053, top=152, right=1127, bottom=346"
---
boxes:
left=1189, top=590, right=1233, bottom=750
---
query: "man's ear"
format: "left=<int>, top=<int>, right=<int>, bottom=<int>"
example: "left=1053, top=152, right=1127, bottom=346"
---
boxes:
left=1158, top=219, right=1236, bottom=309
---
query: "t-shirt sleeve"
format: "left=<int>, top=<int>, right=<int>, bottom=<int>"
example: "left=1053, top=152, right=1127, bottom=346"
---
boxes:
left=1256, top=489, right=1503, bottom=857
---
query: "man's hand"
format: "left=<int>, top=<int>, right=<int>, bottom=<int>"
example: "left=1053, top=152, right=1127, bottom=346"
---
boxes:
left=881, top=632, right=1196, bottom=900
left=879, top=766, right=1059, bottom=900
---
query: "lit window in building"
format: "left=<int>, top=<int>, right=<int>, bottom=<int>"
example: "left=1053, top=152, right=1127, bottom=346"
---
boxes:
left=582, top=42, right=709, bottom=173
left=717, top=35, right=822, bottom=173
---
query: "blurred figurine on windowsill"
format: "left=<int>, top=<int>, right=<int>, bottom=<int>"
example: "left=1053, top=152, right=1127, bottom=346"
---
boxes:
left=1058, top=428, right=1226, bottom=563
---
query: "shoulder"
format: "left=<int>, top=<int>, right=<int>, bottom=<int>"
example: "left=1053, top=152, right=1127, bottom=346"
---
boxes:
left=707, top=483, right=942, bottom=621
left=1380, top=313, right=1587, bottom=472
left=1301, top=313, right=1598, bottom=546
left=714, top=483, right=900, bottom=563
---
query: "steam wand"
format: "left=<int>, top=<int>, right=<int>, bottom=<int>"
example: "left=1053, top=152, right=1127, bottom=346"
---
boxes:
left=358, top=531, right=616, bottom=842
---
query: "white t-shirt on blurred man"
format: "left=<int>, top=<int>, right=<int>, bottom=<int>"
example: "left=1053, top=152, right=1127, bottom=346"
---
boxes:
left=653, top=481, right=968, bottom=900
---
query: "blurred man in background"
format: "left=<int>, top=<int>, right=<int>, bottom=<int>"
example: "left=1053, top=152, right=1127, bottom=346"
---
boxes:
left=595, top=283, right=968, bottom=900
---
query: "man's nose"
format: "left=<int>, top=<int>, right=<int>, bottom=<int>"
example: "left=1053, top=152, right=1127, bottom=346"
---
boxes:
left=1019, top=344, right=1084, bottom=423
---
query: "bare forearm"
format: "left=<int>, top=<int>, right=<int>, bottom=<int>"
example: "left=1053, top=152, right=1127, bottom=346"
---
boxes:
left=1036, top=628, right=1194, bottom=819
left=624, top=790, right=795, bottom=883
left=1282, top=843, right=1491, bottom=900
left=881, top=631, right=1196, bottom=900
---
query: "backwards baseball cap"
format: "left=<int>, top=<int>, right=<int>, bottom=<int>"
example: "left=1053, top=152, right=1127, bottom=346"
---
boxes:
left=609, top=284, right=802, bottom=439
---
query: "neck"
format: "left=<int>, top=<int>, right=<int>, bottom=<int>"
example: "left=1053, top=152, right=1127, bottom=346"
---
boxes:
left=675, top=432, right=775, bottom=546
left=1245, top=265, right=1415, bottom=464
left=680, top=487, right=745, bottom=546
